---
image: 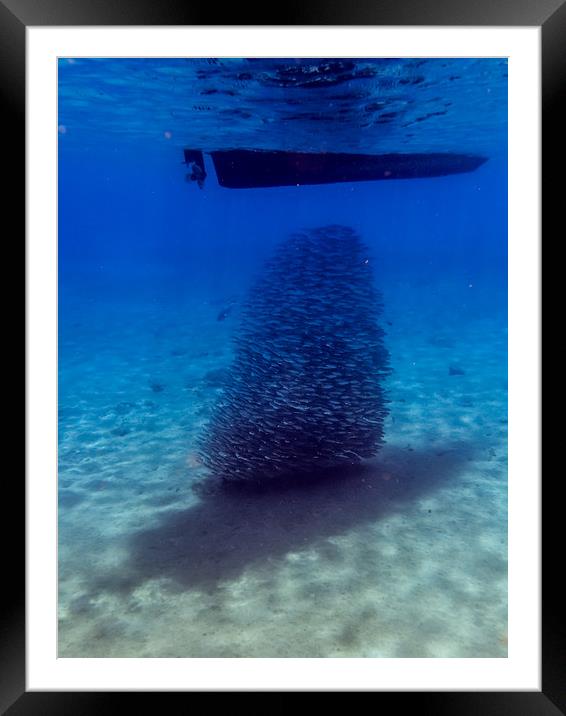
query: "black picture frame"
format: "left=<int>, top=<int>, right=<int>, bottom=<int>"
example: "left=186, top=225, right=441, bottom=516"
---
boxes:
left=10, top=0, right=555, bottom=710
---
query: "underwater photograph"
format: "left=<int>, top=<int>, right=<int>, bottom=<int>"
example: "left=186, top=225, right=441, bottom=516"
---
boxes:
left=58, top=57, right=508, bottom=658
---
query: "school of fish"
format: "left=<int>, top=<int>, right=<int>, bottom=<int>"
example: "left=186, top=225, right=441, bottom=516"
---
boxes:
left=199, top=225, right=391, bottom=484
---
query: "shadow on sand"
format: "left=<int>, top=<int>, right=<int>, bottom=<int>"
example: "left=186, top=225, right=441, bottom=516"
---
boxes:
left=90, top=442, right=475, bottom=596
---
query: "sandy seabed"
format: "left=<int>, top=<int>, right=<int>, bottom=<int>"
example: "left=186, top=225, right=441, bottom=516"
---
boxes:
left=58, top=275, right=507, bottom=658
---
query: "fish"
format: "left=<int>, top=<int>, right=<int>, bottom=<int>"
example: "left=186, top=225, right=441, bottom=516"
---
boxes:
left=198, top=225, right=391, bottom=485
left=217, top=306, right=233, bottom=322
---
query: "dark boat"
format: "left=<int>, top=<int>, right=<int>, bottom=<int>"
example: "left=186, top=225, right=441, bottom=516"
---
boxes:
left=183, top=148, right=487, bottom=189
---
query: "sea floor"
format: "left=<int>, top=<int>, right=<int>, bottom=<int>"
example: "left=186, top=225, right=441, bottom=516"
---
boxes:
left=58, top=271, right=507, bottom=658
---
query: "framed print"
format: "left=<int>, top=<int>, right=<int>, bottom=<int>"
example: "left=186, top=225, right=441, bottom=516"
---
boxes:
left=11, top=0, right=555, bottom=710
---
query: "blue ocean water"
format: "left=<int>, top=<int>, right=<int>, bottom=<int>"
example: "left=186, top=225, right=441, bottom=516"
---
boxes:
left=58, top=58, right=507, bottom=657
